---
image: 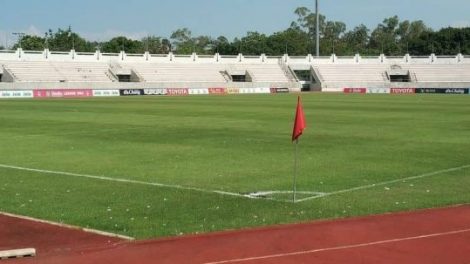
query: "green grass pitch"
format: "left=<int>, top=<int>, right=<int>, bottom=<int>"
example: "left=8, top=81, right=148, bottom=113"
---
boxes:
left=0, top=93, right=469, bottom=239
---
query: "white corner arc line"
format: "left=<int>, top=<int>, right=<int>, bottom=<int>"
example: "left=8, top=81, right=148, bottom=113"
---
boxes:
left=0, top=163, right=249, bottom=200
left=296, top=164, right=470, bottom=203
left=203, top=228, right=470, bottom=264
left=0, top=211, right=134, bottom=241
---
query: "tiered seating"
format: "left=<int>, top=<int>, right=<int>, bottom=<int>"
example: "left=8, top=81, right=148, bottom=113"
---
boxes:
left=314, top=64, right=389, bottom=83
left=128, top=63, right=227, bottom=83
left=3, top=61, right=113, bottom=82
left=406, top=64, right=470, bottom=82
left=230, top=64, right=289, bottom=82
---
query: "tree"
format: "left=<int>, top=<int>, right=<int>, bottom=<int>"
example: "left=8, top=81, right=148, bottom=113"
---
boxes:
left=193, top=35, right=215, bottom=54
left=268, top=28, right=311, bottom=55
left=234, top=31, right=269, bottom=55
left=291, top=7, right=326, bottom=39
left=101, top=36, right=144, bottom=53
left=342, top=24, right=370, bottom=55
left=213, top=36, right=238, bottom=55
left=142, top=35, right=165, bottom=54
left=369, top=16, right=401, bottom=55
left=12, top=35, right=46, bottom=50
left=170, top=28, right=195, bottom=54
left=321, top=21, right=347, bottom=54
left=414, top=27, right=470, bottom=55
left=46, top=26, right=94, bottom=52
left=397, top=20, right=431, bottom=54
left=161, top=38, right=171, bottom=53
left=5, top=8, right=468, bottom=57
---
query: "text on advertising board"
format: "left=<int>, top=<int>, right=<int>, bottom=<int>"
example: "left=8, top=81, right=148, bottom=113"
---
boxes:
left=344, top=88, right=367, bottom=94
left=119, top=89, right=144, bottom=96
left=34, top=89, right=93, bottom=98
left=390, top=88, right=416, bottom=94
left=143, top=89, right=166, bottom=95
left=166, top=88, right=189, bottom=96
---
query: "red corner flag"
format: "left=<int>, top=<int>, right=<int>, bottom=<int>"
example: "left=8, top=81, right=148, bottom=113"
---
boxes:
left=292, top=96, right=306, bottom=142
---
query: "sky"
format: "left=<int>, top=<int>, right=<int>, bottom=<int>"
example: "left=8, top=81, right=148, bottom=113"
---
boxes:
left=1, top=0, right=469, bottom=47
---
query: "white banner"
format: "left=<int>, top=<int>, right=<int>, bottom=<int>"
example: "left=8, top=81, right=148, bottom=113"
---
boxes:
left=143, top=88, right=166, bottom=95
left=0, top=90, right=33, bottom=98
left=93, top=90, right=120, bottom=97
left=240, top=88, right=271, bottom=94
left=188, top=88, right=209, bottom=95
left=240, top=88, right=256, bottom=94
left=367, top=88, right=390, bottom=94
left=255, top=88, right=271, bottom=94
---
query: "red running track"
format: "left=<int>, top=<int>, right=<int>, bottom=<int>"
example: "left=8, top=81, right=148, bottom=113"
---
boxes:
left=2, top=205, right=470, bottom=264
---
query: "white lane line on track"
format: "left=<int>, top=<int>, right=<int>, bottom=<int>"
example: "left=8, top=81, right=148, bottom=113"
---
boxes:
left=203, top=228, right=470, bottom=264
left=0, top=211, right=134, bottom=241
left=296, top=164, right=470, bottom=203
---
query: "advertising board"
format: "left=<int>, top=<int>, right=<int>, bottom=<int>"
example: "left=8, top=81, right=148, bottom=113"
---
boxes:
left=34, top=89, right=93, bottom=98
left=390, top=88, right=416, bottom=94
left=367, top=88, right=390, bottom=94
left=93, top=90, right=120, bottom=97
left=415, top=88, right=469, bottom=94
left=188, top=89, right=209, bottom=95
left=0, top=90, right=33, bottom=98
left=226, top=88, right=240, bottom=94
left=343, top=88, right=367, bottom=94
left=240, top=88, right=256, bottom=94
left=270, top=88, right=290, bottom=93
left=143, top=88, right=166, bottom=96
left=255, top=88, right=271, bottom=94
left=119, top=89, right=144, bottom=96
left=166, top=88, right=189, bottom=96
left=444, top=88, right=469, bottom=94
left=208, top=88, right=227, bottom=95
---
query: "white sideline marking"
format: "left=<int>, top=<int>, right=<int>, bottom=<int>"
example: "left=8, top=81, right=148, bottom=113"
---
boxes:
left=204, top=228, right=470, bottom=264
left=245, top=191, right=326, bottom=202
left=0, top=211, right=134, bottom=241
left=1, top=163, right=469, bottom=204
left=295, top=164, right=470, bottom=203
left=0, top=163, right=249, bottom=199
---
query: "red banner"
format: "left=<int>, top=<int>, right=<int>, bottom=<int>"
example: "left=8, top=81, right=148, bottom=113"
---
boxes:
left=166, top=88, right=189, bottom=96
left=390, top=88, right=416, bottom=94
left=34, top=89, right=93, bottom=98
left=344, top=88, right=367, bottom=94
left=208, top=88, right=227, bottom=95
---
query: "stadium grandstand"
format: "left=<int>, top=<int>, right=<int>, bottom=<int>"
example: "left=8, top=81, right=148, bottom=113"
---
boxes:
left=0, top=48, right=469, bottom=96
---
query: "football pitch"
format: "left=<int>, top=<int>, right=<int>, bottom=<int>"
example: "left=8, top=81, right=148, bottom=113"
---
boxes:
left=0, top=93, right=469, bottom=239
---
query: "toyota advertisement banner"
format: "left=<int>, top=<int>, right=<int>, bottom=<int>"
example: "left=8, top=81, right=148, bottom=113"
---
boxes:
left=166, top=88, right=189, bottom=96
left=390, top=88, right=416, bottom=94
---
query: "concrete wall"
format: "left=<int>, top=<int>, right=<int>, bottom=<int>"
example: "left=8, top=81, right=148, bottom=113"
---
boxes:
left=2, top=49, right=468, bottom=65
left=0, top=81, right=301, bottom=90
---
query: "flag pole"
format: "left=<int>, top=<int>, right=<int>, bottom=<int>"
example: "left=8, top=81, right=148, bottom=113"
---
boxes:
left=291, top=96, right=305, bottom=203
left=293, top=138, right=299, bottom=203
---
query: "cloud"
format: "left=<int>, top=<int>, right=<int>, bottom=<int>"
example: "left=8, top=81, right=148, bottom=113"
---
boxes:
left=0, top=25, right=44, bottom=49
left=25, top=25, right=43, bottom=36
left=0, top=25, right=152, bottom=49
left=79, top=30, right=151, bottom=42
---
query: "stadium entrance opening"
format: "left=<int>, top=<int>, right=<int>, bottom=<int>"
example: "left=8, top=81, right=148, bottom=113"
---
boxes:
left=388, top=65, right=412, bottom=83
